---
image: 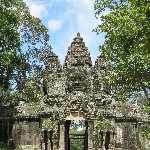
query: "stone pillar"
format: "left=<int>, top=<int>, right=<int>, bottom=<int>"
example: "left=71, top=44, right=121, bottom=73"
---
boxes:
left=88, top=121, right=94, bottom=150
left=110, top=131, right=116, bottom=150
left=112, top=134, right=116, bottom=150
left=47, top=130, right=51, bottom=150
left=101, top=130, right=105, bottom=150
left=110, top=118, right=116, bottom=150
left=115, top=124, right=122, bottom=148
left=41, top=129, right=45, bottom=150
left=59, top=121, right=65, bottom=150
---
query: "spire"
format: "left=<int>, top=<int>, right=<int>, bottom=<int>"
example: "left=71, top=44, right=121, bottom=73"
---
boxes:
left=63, top=32, right=92, bottom=69
left=45, top=51, right=62, bottom=73
left=77, top=32, right=80, bottom=37
left=94, top=55, right=106, bottom=71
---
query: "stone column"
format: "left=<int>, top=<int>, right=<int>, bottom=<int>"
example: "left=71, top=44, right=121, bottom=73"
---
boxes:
left=111, top=130, right=116, bottom=150
left=100, top=130, right=106, bottom=150
left=110, top=118, right=116, bottom=149
left=41, top=129, right=45, bottom=150
left=115, top=123, right=122, bottom=148
left=101, top=130, right=106, bottom=150
left=88, top=121, right=94, bottom=150
left=110, top=131, right=116, bottom=150
left=47, top=130, right=51, bottom=150
left=59, top=121, right=65, bottom=150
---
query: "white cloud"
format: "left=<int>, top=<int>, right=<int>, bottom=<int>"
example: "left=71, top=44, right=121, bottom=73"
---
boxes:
left=66, top=0, right=94, bottom=10
left=23, top=0, right=47, bottom=18
left=48, top=20, right=63, bottom=31
left=61, top=0, right=102, bottom=46
left=29, top=3, right=46, bottom=18
left=26, top=0, right=109, bottom=64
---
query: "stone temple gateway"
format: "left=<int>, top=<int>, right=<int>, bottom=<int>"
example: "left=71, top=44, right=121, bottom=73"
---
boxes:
left=0, top=33, right=149, bottom=149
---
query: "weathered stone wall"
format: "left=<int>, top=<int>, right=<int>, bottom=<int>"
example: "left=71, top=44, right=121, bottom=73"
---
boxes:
left=0, top=119, right=13, bottom=145
left=1, top=33, right=149, bottom=150
left=137, top=123, right=150, bottom=149
left=0, top=106, right=15, bottom=147
left=115, top=121, right=150, bottom=150
left=122, top=122, right=137, bottom=149
left=12, top=119, right=40, bottom=149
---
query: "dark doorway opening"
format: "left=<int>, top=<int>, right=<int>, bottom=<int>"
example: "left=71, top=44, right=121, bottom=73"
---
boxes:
left=105, top=130, right=110, bottom=150
left=65, top=120, right=88, bottom=150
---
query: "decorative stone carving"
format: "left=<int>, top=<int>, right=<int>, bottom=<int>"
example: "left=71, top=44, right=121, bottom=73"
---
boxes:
left=1, top=33, right=149, bottom=150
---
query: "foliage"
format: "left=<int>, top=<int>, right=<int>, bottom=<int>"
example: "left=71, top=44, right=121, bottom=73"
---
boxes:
left=94, top=119, right=112, bottom=139
left=94, top=0, right=150, bottom=106
left=116, top=101, right=133, bottom=116
left=95, top=119, right=111, bottom=129
left=0, top=0, right=50, bottom=105
left=94, top=119, right=112, bottom=149
left=0, top=142, right=12, bottom=150
left=69, top=121, right=85, bottom=150
left=1, top=75, right=43, bottom=106
left=142, top=129, right=150, bottom=139
left=70, top=137, right=84, bottom=150
left=94, top=0, right=150, bottom=139
left=42, top=118, right=58, bottom=131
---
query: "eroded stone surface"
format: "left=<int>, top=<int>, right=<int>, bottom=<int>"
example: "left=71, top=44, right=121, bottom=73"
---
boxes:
left=0, top=33, right=149, bottom=150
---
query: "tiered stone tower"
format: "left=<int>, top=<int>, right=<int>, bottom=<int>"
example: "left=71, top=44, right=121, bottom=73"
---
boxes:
left=42, top=33, right=116, bottom=149
left=43, top=33, right=113, bottom=117
left=1, top=33, right=149, bottom=150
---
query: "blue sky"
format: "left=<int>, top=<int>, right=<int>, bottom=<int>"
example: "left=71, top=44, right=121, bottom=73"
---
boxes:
left=24, top=0, right=108, bottom=65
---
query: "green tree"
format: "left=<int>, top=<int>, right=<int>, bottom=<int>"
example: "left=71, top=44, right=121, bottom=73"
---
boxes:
left=69, top=123, right=85, bottom=150
left=94, top=0, right=150, bottom=108
left=0, top=0, right=50, bottom=105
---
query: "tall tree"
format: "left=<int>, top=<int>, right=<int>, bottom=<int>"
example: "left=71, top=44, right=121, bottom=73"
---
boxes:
left=0, top=0, right=50, bottom=105
left=94, top=0, right=150, bottom=109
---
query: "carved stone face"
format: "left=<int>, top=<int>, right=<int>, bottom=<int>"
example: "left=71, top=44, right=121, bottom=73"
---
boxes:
left=67, top=71, right=87, bottom=92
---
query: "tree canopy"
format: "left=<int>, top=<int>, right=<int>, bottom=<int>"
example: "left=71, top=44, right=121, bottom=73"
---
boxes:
left=94, top=0, right=150, bottom=110
left=0, top=0, right=50, bottom=105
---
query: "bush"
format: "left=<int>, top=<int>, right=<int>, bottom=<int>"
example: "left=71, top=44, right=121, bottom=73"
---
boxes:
left=0, top=142, right=12, bottom=150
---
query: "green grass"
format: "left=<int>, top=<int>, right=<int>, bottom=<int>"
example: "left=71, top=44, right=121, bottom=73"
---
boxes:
left=0, top=143, right=12, bottom=150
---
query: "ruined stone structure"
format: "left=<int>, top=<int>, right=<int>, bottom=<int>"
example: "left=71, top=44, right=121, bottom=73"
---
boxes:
left=0, top=33, right=149, bottom=150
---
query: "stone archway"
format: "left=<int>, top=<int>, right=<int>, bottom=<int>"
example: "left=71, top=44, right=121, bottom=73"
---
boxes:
left=65, top=112, right=88, bottom=150
left=59, top=112, right=94, bottom=150
left=65, top=120, right=88, bottom=150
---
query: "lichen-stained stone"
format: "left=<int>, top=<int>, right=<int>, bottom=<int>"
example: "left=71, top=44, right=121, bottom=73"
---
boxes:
left=1, top=33, right=149, bottom=150
left=42, top=33, right=115, bottom=119
left=17, top=101, right=40, bottom=116
left=42, top=33, right=149, bottom=150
